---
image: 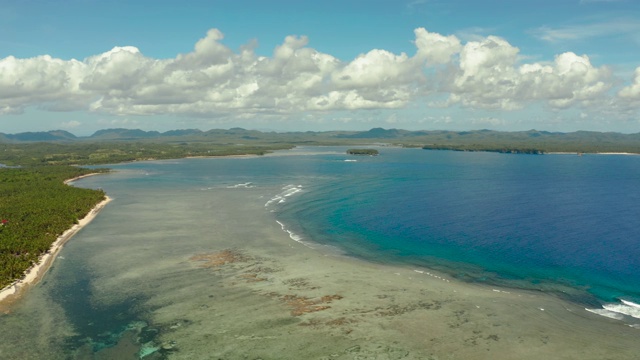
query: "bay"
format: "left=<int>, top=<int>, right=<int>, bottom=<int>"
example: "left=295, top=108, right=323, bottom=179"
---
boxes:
left=276, top=148, right=640, bottom=304
left=1, top=146, right=639, bottom=359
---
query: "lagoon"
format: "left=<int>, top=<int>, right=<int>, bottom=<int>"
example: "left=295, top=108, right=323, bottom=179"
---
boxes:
left=0, top=147, right=639, bottom=359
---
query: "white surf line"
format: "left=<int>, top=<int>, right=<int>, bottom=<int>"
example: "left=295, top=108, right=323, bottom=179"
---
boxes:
left=264, top=185, right=303, bottom=207
left=585, top=299, right=640, bottom=328
left=413, top=269, right=450, bottom=282
left=275, top=220, right=314, bottom=249
left=226, top=182, right=254, bottom=189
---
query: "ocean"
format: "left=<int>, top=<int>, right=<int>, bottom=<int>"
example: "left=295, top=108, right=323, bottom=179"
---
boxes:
left=1, top=146, right=639, bottom=358
left=277, top=148, right=640, bottom=300
left=272, top=147, right=640, bottom=317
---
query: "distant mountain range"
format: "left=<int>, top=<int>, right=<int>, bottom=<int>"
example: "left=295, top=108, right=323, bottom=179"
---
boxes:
left=2, top=127, right=640, bottom=154
left=0, top=128, right=203, bottom=142
left=1, top=127, right=638, bottom=141
left=0, top=127, right=320, bottom=142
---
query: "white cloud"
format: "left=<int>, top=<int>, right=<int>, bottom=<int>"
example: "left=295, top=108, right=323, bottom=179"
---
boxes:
left=0, top=54, right=89, bottom=114
left=414, top=28, right=462, bottom=65
left=618, top=67, right=640, bottom=100
left=0, top=27, right=630, bottom=122
left=444, top=36, right=612, bottom=110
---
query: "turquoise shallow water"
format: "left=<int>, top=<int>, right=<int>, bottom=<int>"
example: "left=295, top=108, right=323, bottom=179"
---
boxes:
left=272, top=147, right=640, bottom=307
left=1, top=147, right=640, bottom=358
left=101, top=147, right=640, bottom=306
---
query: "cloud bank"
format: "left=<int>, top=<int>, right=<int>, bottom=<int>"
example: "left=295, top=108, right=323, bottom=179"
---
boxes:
left=0, top=27, right=637, bottom=119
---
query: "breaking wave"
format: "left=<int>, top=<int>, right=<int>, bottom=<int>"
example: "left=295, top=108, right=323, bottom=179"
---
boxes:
left=264, top=184, right=303, bottom=207
left=226, top=182, right=254, bottom=188
left=275, top=220, right=313, bottom=248
left=586, top=299, right=640, bottom=328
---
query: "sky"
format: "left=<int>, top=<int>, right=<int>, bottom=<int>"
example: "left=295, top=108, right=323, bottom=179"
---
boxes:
left=1, top=0, right=639, bottom=135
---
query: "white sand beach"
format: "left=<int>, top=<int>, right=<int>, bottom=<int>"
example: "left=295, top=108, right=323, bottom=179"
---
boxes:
left=0, top=196, right=112, bottom=311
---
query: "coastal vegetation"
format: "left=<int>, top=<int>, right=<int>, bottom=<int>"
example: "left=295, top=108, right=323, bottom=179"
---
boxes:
left=0, top=142, right=293, bottom=167
left=347, top=149, right=379, bottom=156
left=414, top=130, right=640, bottom=154
left=0, top=142, right=297, bottom=290
left=0, top=166, right=107, bottom=288
left=422, top=145, right=544, bottom=154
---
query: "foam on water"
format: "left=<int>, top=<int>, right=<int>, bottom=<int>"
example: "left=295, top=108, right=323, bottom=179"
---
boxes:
left=276, top=220, right=313, bottom=248
left=621, top=299, right=640, bottom=309
left=227, top=182, right=254, bottom=189
left=264, top=184, right=303, bottom=207
left=585, top=308, right=626, bottom=321
left=586, top=299, right=640, bottom=327
left=603, top=301, right=640, bottom=319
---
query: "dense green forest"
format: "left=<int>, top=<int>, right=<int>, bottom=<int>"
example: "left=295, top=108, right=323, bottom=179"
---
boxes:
left=0, top=142, right=293, bottom=167
left=0, top=166, right=107, bottom=288
left=347, top=149, right=379, bottom=156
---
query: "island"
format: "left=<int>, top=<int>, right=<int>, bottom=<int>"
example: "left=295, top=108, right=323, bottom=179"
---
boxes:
left=346, top=148, right=379, bottom=156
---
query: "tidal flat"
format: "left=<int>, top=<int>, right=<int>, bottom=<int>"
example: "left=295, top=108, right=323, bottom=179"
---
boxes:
left=1, top=153, right=639, bottom=359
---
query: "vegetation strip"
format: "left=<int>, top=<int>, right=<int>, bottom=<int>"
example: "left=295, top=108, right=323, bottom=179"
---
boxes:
left=0, top=166, right=108, bottom=291
left=347, top=149, right=379, bottom=156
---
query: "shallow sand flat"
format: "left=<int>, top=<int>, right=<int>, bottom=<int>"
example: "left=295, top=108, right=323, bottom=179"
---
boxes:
left=75, top=187, right=640, bottom=360
left=2, top=177, right=639, bottom=359
left=159, top=248, right=640, bottom=359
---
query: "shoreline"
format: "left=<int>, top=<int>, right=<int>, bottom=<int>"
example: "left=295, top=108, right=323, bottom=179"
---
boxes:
left=63, top=172, right=103, bottom=185
left=2, top=154, right=640, bottom=358
left=0, top=195, right=112, bottom=311
left=547, top=151, right=640, bottom=156
left=185, top=154, right=260, bottom=159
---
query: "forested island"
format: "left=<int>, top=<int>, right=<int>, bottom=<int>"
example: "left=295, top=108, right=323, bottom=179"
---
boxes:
left=2, top=126, right=640, bottom=290
left=347, top=149, right=379, bottom=156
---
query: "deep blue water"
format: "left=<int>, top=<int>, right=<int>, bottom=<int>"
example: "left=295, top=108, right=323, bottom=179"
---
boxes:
left=99, top=146, right=640, bottom=305
left=272, top=148, right=640, bottom=306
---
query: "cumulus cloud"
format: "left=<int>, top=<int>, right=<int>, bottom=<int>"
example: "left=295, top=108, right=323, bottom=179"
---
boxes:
left=0, top=27, right=629, bottom=119
left=444, top=36, right=612, bottom=110
left=0, top=54, right=88, bottom=114
left=414, top=28, right=462, bottom=65
left=618, top=67, right=640, bottom=100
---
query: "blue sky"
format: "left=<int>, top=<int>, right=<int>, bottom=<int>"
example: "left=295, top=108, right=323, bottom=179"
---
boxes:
left=1, top=0, right=639, bottom=135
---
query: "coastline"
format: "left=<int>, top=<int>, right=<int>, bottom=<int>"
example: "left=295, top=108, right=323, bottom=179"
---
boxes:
left=185, top=154, right=260, bottom=159
left=1, top=153, right=640, bottom=358
left=547, top=151, right=640, bottom=156
left=63, top=172, right=103, bottom=185
left=0, top=195, right=112, bottom=311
